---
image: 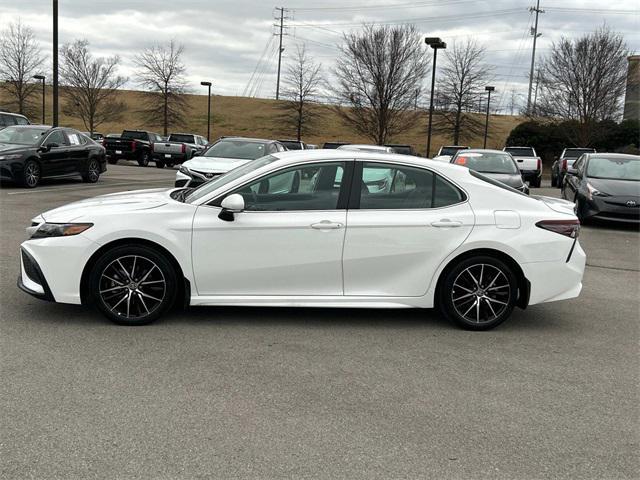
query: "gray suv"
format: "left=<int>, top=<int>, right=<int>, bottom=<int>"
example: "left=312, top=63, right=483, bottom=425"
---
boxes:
left=0, top=111, right=30, bottom=129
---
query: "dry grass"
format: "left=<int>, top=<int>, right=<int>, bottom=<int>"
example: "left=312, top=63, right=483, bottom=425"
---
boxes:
left=2, top=86, right=523, bottom=155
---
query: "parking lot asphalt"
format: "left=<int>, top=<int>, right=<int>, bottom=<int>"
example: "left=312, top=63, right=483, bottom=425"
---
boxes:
left=1, top=163, right=638, bottom=479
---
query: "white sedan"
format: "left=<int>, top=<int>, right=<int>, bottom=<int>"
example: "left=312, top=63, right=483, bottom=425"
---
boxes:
left=18, top=150, right=585, bottom=330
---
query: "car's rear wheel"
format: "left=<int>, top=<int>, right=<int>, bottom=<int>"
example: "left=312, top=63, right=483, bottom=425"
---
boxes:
left=82, top=158, right=101, bottom=183
left=531, top=176, right=541, bottom=188
left=439, top=256, right=518, bottom=330
left=155, top=159, right=165, bottom=169
left=21, top=160, right=41, bottom=188
left=89, top=245, right=177, bottom=325
left=137, top=151, right=150, bottom=167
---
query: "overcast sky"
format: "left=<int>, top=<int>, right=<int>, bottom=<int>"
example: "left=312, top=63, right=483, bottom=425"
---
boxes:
left=1, top=0, right=638, bottom=112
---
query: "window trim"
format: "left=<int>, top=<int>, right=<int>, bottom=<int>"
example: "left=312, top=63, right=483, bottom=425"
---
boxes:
left=348, top=160, right=468, bottom=211
left=207, top=160, right=355, bottom=212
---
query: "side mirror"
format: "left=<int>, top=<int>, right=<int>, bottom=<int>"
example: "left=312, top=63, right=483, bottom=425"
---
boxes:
left=218, top=193, right=245, bottom=221
left=38, top=144, right=54, bottom=152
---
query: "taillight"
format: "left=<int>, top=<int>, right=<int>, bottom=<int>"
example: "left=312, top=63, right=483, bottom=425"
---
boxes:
left=562, top=159, right=567, bottom=171
left=536, top=219, right=580, bottom=238
left=131, top=141, right=136, bottom=152
left=181, top=143, right=186, bottom=154
left=537, top=158, right=541, bottom=171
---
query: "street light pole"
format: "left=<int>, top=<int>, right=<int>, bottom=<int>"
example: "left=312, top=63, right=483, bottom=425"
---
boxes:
left=484, top=86, right=495, bottom=149
left=425, top=37, right=446, bottom=158
left=200, top=81, right=212, bottom=141
left=52, top=0, right=59, bottom=127
left=33, top=75, right=46, bottom=124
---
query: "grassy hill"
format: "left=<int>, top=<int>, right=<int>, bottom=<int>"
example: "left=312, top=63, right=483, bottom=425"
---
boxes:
left=2, top=86, right=523, bottom=155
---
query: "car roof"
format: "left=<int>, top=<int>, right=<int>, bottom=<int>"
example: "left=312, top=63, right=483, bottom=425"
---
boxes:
left=459, top=149, right=508, bottom=155
left=338, top=144, right=391, bottom=151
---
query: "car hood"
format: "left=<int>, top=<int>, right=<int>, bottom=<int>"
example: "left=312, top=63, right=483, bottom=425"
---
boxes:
left=0, top=143, right=30, bottom=154
left=481, top=172, right=524, bottom=188
left=587, top=177, right=640, bottom=197
left=38, top=188, right=172, bottom=223
left=183, top=156, right=251, bottom=173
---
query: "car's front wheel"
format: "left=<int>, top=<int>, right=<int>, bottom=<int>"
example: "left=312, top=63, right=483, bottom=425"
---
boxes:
left=439, top=256, right=518, bottom=330
left=21, top=160, right=41, bottom=188
left=89, top=245, right=177, bottom=325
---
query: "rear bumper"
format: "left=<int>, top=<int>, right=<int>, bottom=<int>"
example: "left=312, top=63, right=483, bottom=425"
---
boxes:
left=155, top=152, right=188, bottom=163
left=106, top=150, right=137, bottom=160
left=520, top=170, right=542, bottom=181
left=522, top=241, right=586, bottom=305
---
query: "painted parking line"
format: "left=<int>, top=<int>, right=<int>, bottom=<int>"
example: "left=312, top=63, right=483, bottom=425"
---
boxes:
left=4, top=180, right=173, bottom=195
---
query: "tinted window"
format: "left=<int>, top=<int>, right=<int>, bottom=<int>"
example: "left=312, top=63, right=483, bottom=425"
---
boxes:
left=44, top=130, right=68, bottom=146
left=563, top=148, right=595, bottom=159
left=15, top=115, right=29, bottom=125
left=0, top=113, right=16, bottom=126
left=504, top=147, right=535, bottom=157
left=232, top=162, right=345, bottom=211
left=440, top=146, right=468, bottom=156
left=169, top=134, right=195, bottom=143
left=67, top=131, right=82, bottom=145
left=453, top=152, right=518, bottom=174
left=433, top=175, right=465, bottom=207
left=121, top=131, right=149, bottom=140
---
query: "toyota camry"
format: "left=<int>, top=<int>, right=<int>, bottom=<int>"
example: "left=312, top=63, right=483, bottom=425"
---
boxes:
left=18, top=150, right=586, bottom=330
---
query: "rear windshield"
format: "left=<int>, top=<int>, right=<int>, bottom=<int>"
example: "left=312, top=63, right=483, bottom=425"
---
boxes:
left=454, top=152, right=518, bottom=174
left=504, top=147, right=535, bottom=157
left=469, top=169, right=527, bottom=196
left=121, top=131, right=149, bottom=140
left=563, top=148, right=595, bottom=159
left=169, top=134, right=195, bottom=143
left=280, top=141, right=302, bottom=150
left=440, top=146, right=468, bottom=156
left=204, top=139, right=269, bottom=160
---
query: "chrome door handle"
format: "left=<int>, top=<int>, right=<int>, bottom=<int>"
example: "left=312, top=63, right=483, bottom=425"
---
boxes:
left=311, top=220, right=343, bottom=230
left=431, top=219, right=463, bottom=228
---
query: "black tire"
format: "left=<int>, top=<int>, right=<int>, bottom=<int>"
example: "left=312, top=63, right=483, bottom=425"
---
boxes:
left=88, top=244, right=177, bottom=325
left=550, top=174, right=557, bottom=188
left=21, top=159, right=41, bottom=188
left=137, top=151, right=150, bottom=167
left=439, top=255, right=518, bottom=331
left=166, top=162, right=174, bottom=168
left=82, top=158, right=101, bottom=183
left=107, top=157, right=118, bottom=165
left=155, top=159, right=165, bottom=169
left=531, top=176, right=541, bottom=188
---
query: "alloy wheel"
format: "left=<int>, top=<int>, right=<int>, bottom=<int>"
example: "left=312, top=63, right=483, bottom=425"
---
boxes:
left=98, top=255, right=166, bottom=320
left=25, top=162, right=40, bottom=187
left=88, top=160, right=100, bottom=182
left=451, top=263, right=511, bottom=324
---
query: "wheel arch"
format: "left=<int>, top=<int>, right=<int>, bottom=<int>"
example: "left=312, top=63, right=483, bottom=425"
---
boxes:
left=434, top=248, right=530, bottom=310
left=79, top=237, right=190, bottom=308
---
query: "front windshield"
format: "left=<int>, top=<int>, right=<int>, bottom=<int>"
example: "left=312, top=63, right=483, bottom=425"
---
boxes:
left=184, top=155, right=279, bottom=203
left=587, top=157, right=640, bottom=181
left=0, top=126, right=47, bottom=146
left=204, top=140, right=269, bottom=160
left=455, top=152, right=518, bottom=174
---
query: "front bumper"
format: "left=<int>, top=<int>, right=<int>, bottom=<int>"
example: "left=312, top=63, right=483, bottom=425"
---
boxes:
left=18, top=248, right=55, bottom=301
left=579, top=195, right=640, bottom=223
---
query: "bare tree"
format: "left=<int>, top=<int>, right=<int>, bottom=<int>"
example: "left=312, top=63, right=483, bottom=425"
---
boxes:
left=537, top=26, right=628, bottom=145
left=0, top=20, right=45, bottom=116
left=133, top=40, right=187, bottom=136
left=60, top=40, right=127, bottom=134
left=333, top=24, right=429, bottom=145
left=279, top=46, right=322, bottom=141
left=434, top=39, right=492, bottom=144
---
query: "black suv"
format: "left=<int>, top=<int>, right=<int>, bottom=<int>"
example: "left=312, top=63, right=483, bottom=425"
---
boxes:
left=0, top=125, right=106, bottom=188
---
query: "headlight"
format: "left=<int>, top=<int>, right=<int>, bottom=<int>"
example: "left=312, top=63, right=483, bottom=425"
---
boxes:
left=31, top=223, right=93, bottom=239
left=179, top=165, right=190, bottom=175
left=586, top=183, right=609, bottom=200
left=0, top=154, right=23, bottom=161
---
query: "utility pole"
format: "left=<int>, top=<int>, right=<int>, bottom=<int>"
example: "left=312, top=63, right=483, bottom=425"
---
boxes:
left=526, top=0, right=544, bottom=115
left=52, top=0, right=59, bottom=126
left=532, top=69, right=541, bottom=115
left=275, top=7, right=287, bottom=100
left=484, top=86, right=495, bottom=149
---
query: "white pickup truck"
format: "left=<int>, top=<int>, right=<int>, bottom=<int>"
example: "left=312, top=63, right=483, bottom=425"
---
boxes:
left=151, top=133, right=209, bottom=168
left=503, top=146, right=542, bottom=188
